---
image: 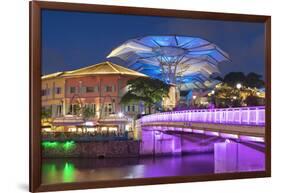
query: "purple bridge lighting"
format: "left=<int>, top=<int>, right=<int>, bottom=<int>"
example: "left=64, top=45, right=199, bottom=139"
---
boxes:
left=138, top=106, right=265, bottom=143
left=141, top=106, right=265, bottom=126
left=138, top=106, right=266, bottom=172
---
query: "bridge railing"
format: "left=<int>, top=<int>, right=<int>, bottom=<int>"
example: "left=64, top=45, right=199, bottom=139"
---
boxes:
left=141, top=106, right=265, bottom=126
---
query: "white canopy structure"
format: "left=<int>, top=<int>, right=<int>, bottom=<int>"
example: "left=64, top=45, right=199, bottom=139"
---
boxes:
left=107, top=35, right=230, bottom=89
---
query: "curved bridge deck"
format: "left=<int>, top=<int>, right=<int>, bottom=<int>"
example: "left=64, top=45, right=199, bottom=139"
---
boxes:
left=139, top=106, right=265, bottom=142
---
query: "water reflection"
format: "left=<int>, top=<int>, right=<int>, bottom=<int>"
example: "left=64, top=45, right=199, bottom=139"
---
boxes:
left=42, top=154, right=215, bottom=184
left=42, top=141, right=265, bottom=184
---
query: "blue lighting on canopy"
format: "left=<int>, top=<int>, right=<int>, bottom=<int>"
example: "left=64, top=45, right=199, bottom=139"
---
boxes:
left=107, top=35, right=230, bottom=89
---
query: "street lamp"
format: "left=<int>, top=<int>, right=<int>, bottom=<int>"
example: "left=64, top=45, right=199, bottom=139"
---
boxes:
left=211, top=90, right=215, bottom=95
left=192, top=95, right=197, bottom=108
left=118, top=112, right=124, bottom=118
left=236, top=83, right=242, bottom=89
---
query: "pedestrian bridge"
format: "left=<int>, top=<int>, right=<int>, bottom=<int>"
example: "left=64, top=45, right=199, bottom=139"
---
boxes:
left=139, top=106, right=265, bottom=142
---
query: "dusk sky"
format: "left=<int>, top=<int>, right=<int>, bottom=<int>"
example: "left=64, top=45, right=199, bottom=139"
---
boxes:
left=42, top=9, right=265, bottom=79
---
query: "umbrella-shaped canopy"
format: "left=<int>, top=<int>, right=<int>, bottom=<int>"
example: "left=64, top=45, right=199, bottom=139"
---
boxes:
left=107, top=35, right=230, bottom=86
left=179, top=74, right=221, bottom=90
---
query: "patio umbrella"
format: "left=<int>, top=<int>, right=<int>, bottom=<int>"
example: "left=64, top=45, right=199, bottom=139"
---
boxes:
left=107, top=35, right=230, bottom=85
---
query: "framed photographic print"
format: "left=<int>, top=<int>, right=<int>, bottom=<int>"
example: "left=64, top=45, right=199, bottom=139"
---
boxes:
left=30, top=1, right=271, bottom=192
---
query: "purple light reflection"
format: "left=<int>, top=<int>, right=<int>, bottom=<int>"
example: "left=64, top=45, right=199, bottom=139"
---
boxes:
left=183, top=128, right=192, bottom=133
left=220, top=133, right=239, bottom=139
left=214, top=141, right=265, bottom=173
left=192, top=129, right=204, bottom=134
left=205, top=131, right=219, bottom=137
left=240, top=135, right=264, bottom=143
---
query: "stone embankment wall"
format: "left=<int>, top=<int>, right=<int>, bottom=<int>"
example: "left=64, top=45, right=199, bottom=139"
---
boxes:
left=42, top=140, right=140, bottom=158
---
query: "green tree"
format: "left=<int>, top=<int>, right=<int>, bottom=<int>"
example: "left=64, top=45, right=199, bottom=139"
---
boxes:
left=121, top=77, right=170, bottom=114
left=41, top=106, right=52, bottom=120
left=223, top=72, right=246, bottom=87
left=245, top=72, right=264, bottom=88
left=245, top=95, right=260, bottom=106
left=213, top=84, right=242, bottom=108
left=81, top=105, right=95, bottom=121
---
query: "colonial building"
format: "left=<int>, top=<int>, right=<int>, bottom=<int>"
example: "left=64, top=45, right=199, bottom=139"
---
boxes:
left=41, top=62, right=152, bottom=133
left=42, top=61, right=179, bottom=134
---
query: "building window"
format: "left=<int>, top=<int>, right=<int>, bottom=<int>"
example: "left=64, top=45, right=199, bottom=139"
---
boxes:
left=105, top=86, right=112, bottom=92
left=127, top=105, right=130, bottom=112
left=69, top=104, right=72, bottom=114
left=132, top=105, right=135, bottom=112
left=56, top=105, right=62, bottom=116
left=86, top=86, right=94, bottom=93
left=55, top=87, right=61, bottom=94
left=70, top=87, right=76, bottom=94
left=41, top=89, right=50, bottom=96
left=108, top=104, right=112, bottom=113
left=41, top=89, right=47, bottom=96
left=105, top=85, right=115, bottom=92
left=69, top=104, right=79, bottom=115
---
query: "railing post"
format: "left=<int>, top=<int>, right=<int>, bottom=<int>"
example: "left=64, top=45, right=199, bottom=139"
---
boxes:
left=214, top=109, right=217, bottom=123
left=224, top=109, right=226, bottom=123
left=239, top=108, right=242, bottom=124
left=256, top=107, right=259, bottom=125
left=247, top=107, right=250, bottom=124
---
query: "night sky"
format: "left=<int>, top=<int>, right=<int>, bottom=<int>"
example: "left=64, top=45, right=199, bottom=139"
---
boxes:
left=42, top=9, right=265, bottom=79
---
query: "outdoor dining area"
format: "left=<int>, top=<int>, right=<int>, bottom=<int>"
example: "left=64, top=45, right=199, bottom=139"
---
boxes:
left=41, top=113, right=135, bottom=142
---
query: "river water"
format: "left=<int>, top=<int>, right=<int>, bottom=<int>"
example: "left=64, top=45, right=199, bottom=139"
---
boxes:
left=42, top=146, right=265, bottom=185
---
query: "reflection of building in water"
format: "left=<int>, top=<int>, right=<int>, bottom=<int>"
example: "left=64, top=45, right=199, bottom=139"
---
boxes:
left=41, top=61, right=175, bottom=134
